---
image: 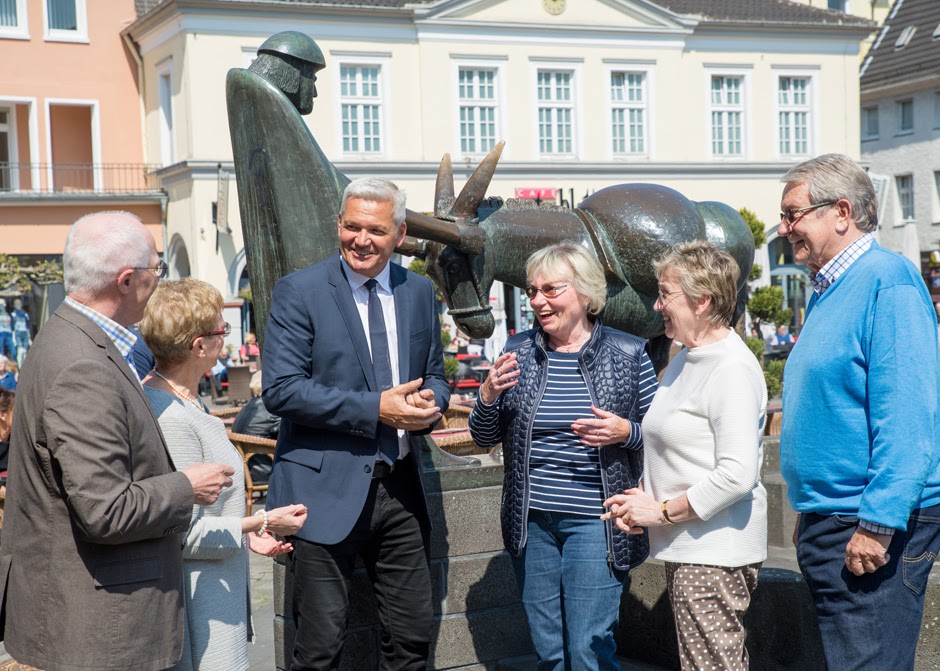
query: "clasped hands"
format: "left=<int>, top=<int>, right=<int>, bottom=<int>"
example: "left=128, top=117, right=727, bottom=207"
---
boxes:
left=379, top=377, right=441, bottom=431
left=601, top=485, right=660, bottom=535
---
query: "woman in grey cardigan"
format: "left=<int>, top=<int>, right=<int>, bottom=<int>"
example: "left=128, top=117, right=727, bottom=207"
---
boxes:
left=140, top=278, right=307, bottom=671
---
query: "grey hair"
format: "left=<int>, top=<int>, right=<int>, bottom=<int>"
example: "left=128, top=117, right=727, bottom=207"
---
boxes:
left=340, top=178, right=406, bottom=226
left=64, top=211, right=152, bottom=297
left=782, top=153, right=878, bottom=233
left=525, top=241, right=607, bottom=315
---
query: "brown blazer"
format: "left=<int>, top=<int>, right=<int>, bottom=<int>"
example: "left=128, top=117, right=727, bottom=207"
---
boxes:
left=0, top=303, right=194, bottom=671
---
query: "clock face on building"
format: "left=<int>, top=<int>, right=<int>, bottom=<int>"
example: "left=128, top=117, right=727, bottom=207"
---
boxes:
left=542, top=0, right=567, bottom=16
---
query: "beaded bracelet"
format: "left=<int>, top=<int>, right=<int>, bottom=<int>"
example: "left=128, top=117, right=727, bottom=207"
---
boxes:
left=255, top=509, right=269, bottom=537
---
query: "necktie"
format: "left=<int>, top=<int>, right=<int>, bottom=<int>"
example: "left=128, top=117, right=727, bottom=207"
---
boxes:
left=366, top=279, right=399, bottom=465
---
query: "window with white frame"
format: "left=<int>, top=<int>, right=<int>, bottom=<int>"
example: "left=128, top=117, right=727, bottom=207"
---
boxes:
left=897, top=99, right=914, bottom=133
left=340, top=64, right=382, bottom=154
left=0, top=0, right=28, bottom=38
left=44, top=0, right=86, bottom=41
left=778, top=76, right=810, bottom=156
left=896, top=174, right=914, bottom=221
left=458, top=68, right=498, bottom=155
left=537, top=69, right=574, bottom=156
left=610, top=71, right=646, bottom=155
left=862, top=106, right=879, bottom=140
left=710, top=75, right=744, bottom=157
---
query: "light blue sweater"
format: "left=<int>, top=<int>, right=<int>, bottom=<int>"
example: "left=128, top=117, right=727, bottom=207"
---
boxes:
left=781, top=242, right=940, bottom=530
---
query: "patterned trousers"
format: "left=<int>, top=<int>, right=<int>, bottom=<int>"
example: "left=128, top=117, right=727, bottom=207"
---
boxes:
left=665, top=562, right=761, bottom=671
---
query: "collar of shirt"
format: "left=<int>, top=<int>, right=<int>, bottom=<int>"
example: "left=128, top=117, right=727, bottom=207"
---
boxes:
left=811, top=233, right=873, bottom=295
left=65, top=296, right=137, bottom=361
left=340, top=258, right=393, bottom=296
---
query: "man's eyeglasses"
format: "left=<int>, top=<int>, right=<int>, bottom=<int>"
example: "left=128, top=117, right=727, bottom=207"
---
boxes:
left=133, top=259, right=169, bottom=279
left=780, top=201, right=838, bottom=225
left=656, top=289, right=683, bottom=304
left=524, top=283, right=569, bottom=300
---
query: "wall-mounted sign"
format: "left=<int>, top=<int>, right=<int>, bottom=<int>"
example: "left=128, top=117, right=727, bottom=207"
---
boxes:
left=514, top=188, right=557, bottom=200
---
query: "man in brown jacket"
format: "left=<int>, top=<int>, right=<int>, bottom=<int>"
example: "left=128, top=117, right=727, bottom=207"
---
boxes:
left=0, top=212, right=234, bottom=671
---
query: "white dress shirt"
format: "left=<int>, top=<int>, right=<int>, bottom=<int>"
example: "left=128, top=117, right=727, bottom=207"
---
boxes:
left=341, top=259, right=409, bottom=459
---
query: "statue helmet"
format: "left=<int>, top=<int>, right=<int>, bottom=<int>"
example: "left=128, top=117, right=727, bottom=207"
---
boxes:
left=257, top=31, right=325, bottom=70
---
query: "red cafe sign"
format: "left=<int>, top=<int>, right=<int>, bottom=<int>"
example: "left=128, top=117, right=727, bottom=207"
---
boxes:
left=514, top=187, right=558, bottom=200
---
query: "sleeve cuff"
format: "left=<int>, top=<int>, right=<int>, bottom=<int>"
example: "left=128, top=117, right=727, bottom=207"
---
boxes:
left=858, top=520, right=896, bottom=536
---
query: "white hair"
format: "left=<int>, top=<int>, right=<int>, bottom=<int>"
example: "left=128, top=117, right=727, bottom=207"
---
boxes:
left=340, top=178, right=406, bottom=226
left=64, top=211, right=153, bottom=297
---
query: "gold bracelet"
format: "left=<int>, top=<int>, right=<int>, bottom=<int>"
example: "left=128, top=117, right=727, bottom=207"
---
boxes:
left=661, top=499, right=676, bottom=525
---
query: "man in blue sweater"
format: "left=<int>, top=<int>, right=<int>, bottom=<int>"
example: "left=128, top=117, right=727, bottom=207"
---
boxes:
left=779, top=154, right=940, bottom=670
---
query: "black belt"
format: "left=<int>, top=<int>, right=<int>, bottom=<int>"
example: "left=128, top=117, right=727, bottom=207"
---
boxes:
left=372, top=460, right=395, bottom=479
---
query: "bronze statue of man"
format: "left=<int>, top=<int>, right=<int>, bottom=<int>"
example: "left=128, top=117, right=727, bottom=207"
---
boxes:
left=227, top=31, right=350, bottom=344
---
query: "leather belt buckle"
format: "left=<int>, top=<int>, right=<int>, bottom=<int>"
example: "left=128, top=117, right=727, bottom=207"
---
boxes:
left=372, top=460, right=394, bottom=479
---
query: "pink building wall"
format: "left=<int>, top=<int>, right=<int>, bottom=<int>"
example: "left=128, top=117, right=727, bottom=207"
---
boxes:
left=0, top=0, right=161, bottom=254
left=0, top=0, right=145, bottom=169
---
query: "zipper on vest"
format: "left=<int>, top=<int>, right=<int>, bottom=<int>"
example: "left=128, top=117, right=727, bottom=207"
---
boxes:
left=520, top=342, right=551, bottom=551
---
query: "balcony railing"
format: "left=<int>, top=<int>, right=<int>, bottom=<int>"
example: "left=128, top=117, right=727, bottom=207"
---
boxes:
left=0, top=163, right=164, bottom=195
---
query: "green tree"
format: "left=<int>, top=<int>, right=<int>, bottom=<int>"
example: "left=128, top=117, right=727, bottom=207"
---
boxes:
left=0, top=254, right=63, bottom=293
left=765, top=359, right=786, bottom=399
left=443, top=356, right=459, bottom=381
left=739, top=207, right=766, bottom=283
left=748, top=285, right=792, bottom=335
left=737, top=209, right=791, bottom=399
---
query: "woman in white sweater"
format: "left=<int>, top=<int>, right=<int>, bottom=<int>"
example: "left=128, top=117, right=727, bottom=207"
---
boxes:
left=140, top=278, right=307, bottom=671
left=603, top=241, right=767, bottom=671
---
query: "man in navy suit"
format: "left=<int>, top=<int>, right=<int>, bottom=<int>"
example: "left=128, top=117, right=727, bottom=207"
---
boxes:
left=263, top=177, right=449, bottom=671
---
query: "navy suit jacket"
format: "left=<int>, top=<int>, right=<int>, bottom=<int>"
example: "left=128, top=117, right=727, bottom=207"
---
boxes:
left=262, top=254, right=449, bottom=544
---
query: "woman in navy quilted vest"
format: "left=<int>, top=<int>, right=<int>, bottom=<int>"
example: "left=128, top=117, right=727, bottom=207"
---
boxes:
left=469, top=241, right=657, bottom=671
left=604, top=241, right=767, bottom=671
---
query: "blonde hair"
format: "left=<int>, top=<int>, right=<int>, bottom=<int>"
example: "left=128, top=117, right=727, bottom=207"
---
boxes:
left=653, top=241, right=739, bottom=326
left=140, top=278, right=224, bottom=367
left=525, top=241, right=607, bottom=315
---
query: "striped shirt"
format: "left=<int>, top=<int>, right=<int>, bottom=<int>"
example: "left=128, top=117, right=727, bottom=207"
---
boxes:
left=528, top=350, right=657, bottom=517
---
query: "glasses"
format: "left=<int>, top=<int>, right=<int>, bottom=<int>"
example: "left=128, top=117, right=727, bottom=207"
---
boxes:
left=203, top=322, right=232, bottom=338
left=655, top=289, right=683, bottom=304
left=780, top=201, right=838, bottom=225
left=133, top=259, right=169, bottom=279
left=524, top=283, right=569, bottom=300
left=191, top=322, right=231, bottom=349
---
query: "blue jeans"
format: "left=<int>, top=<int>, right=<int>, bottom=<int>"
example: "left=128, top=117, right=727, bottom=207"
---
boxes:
left=0, top=332, right=13, bottom=358
left=512, top=510, right=626, bottom=671
left=797, top=504, right=940, bottom=670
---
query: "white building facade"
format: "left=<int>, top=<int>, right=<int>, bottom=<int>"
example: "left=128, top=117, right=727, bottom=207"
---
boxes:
left=125, top=0, right=874, bottom=335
